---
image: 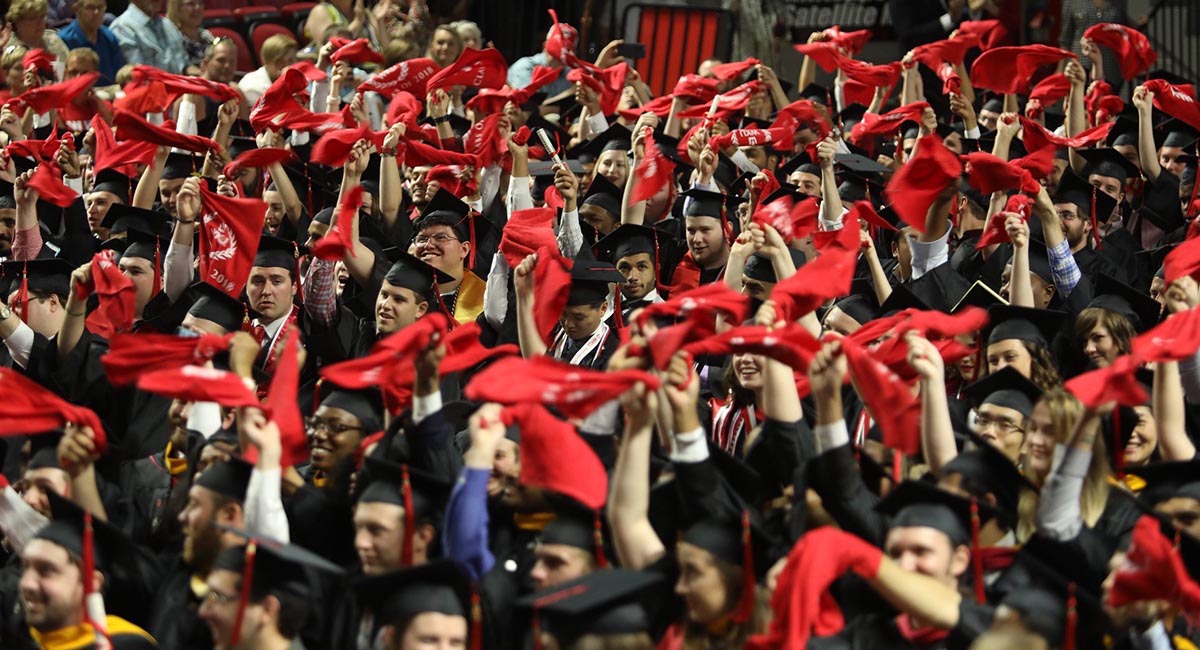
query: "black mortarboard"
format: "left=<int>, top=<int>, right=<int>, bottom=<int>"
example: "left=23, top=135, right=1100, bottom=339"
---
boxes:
left=799, top=82, right=831, bottom=106
left=162, top=152, right=199, bottom=180
left=594, top=223, right=657, bottom=264
left=742, top=249, right=805, bottom=284
left=775, top=151, right=821, bottom=183
left=981, top=96, right=1004, bottom=114
left=213, top=531, right=345, bottom=601
left=1088, top=273, right=1161, bottom=333
left=518, top=569, right=662, bottom=645
left=0, top=257, right=74, bottom=299
left=193, top=456, right=253, bottom=501
left=568, top=248, right=625, bottom=306
left=876, top=479, right=992, bottom=546
left=353, top=559, right=474, bottom=623
left=187, top=281, right=247, bottom=333
left=952, top=280, right=1007, bottom=312
left=382, top=248, right=453, bottom=302
left=36, top=491, right=135, bottom=574
left=1026, top=240, right=1054, bottom=285
left=581, top=124, right=632, bottom=160
left=122, top=227, right=166, bottom=263
left=877, top=283, right=930, bottom=316
left=358, top=456, right=452, bottom=519
left=319, top=388, right=384, bottom=433
left=986, top=304, right=1064, bottom=348
left=835, top=103, right=869, bottom=133
left=713, top=152, right=741, bottom=190
left=227, top=136, right=257, bottom=161
left=253, top=234, right=305, bottom=270
left=581, top=172, right=623, bottom=218
left=1123, top=460, right=1200, bottom=506
left=961, top=365, right=1043, bottom=419
left=91, top=168, right=132, bottom=201
left=680, top=187, right=738, bottom=220
left=99, top=203, right=171, bottom=236
left=1155, top=119, right=1200, bottom=151
left=828, top=291, right=877, bottom=328
left=416, top=188, right=475, bottom=236
left=943, top=435, right=1033, bottom=526
left=1053, top=170, right=1118, bottom=225
left=1106, top=116, right=1139, bottom=148
left=680, top=512, right=773, bottom=577
left=1078, top=147, right=1140, bottom=181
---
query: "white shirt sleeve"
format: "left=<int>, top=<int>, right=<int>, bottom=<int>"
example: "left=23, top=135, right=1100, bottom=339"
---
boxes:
left=556, top=208, right=583, bottom=258
left=244, top=467, right=290, bottom=543
left=4, top=321, right=35, bottom=369
left=185, top=401, right=223, bottom=439
left=814, top=420, right=850, bottom=455
left=483, top=253, right=510, bottom=328
left=908, top=228, right=951, bottom=280
left=413, top=391, right=443, bottom=425
left=1035, top=445, right=1089, bottom=541
left=175, top=100, right=198, bottom=137
left=670, top=427, right=709, bottom=463
left=163, top=239, right=194, bottom=303
left=479, top=164, right=502, bottom=212
left=0, top=486, right=49, bottom=555
left=585, top=111, right=610, bottom=138
left=728, top=149, right=760, bottom=174
left=820, top=205, right=849, bottom=232
left=963, top=126, right=981, bottom=140
left=507, top=176, right=533, bottom=213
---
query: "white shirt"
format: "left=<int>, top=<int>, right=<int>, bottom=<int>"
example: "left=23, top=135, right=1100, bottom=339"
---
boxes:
left=237, top=66, right=273, bottom=107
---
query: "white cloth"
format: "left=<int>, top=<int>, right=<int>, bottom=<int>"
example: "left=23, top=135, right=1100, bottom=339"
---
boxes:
left=507, top=175, right=534, bottom=212
left=556, top=208, right=583, bottom=258
left=3, top=321, right=34, bottom=369
left=413, top=391, right=443, bottom=425
left=0, top=485, right=49, bottom=555
left=908, top=228, right=951, bottom=280
left=185, top=401, right=223, bottom=439
left=670, top=427, right=709, bottom=462
left=483, top=253, right=509, bottom=328
left=163, top=239, right=194, bottom=303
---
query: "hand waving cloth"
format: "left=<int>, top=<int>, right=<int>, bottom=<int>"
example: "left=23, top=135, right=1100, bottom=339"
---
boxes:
left=102, top=332, right=234, bottom=385
left=465, top=355, right=660, bottom=419
left=0, top=368, right=110, bottom=453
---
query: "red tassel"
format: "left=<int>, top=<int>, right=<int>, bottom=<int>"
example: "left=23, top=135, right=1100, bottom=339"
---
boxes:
left=16, top=263, right=28, bottom=322
left=312, top=377, right=324, bottom=415
left=1091, top=186, right=1102, bottom=250
left=532, top=610, right=543, bottom=650
left=470, top=585, right=483, bottom=650
left=970, top=497, right=985, bottom=604
left=1189, top=168, right=1200, bottom=220
left=231, top=541, right=257, bottom=646
left=467, top=213, right=477, bottom=270
left=153, top=239, right=162, bottom=300
left=892, top=450, right=902, bottom=485
left=592, top=509, right=608, bottom=569
left=732, top=510, right=756, bottom=623
left=81, top=511, right=112, bottom=647
left=1064, top=581, right=1077, bottom=650
left=401, top=465, right=414, bottom=567
left=612, top=289, right=624, bottom=331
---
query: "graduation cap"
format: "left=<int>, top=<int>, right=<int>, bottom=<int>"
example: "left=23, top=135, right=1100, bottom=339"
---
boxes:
left=162, top=152, right=200, bottom=181
left=1025, top=239, right=1054, bottom=286
left=580, top=124, right=632, bottom=160
left=799, top=82, right=832, bottom=107
left=212, top=528, right=346, bottom=646
left=0, top=257, right=74, bottom=301
left=122, top=227, right=166, bottom=266
left=1077, top=147, right=1140, bottom=182
left=35, top=491, right=137, bottom=575
left=961, top=365, right=1043, bottom=421
left=1053, top=171, right=1120, bottom=249
left=876, top=479, right=995, bottom=547
left=517, top=569, right=662, bottom=647
left=186, top=281, right=248, bottom=333
left=1157, top=118, right=1200, bottom=151
left=742, top=249, right=805, bottom=285
left=193, top=456, right=253, bottom=501
left=981, top=96, right=1004, bottom=114
left=835, top=103, right=869, bottom=133
left=952, top=280, right=1008, bottom=313
left=318, top=387, right=384, bottom=434
left=357, top=456, right=452, bottom=568
left=1088, top=273, right=1161, bottom=333
left=351, top=560, right=478, bottom=639
left=985, top=304, right=1065, bottom=348
left=539, top=496, right=613, bottom=569
left=1127, top=459, right=1200, bottom=508
left=99, top=203, right=171, bottom=236
left=415, top=188, right=493, bottom=269
left=679, top=510, right=774, bottom=623
left=680, top=187, right=738, bottom=220
left=594, top=223, right=657, bottom=264
left=713, top=152, right=742, bottom=190
left=943, top=431, right=1035, bottom=527
left=226, top=136, right=257, bottom=161
left=567, top=248, right=625, bottom=306
left=382, top=248, right=453, bottom=303
left=90, top=168, right=133, bottom=202
left=877, top=282, right=930, bottom=317
left=581, top=172, right=623, bottom=218
left=253, top=234, right=306, bottom=272
left=775, top=150, right=821, bottom=184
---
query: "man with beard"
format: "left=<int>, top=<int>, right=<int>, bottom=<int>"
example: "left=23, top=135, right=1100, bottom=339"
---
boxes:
left=16, top=494, right=157, bottom=648
left=0, top=258, right=73, bottom=369
left=1039, top=172, right=1124, bottom=295
left=595, top=224, right=676, bottom=323
left=0, top=191, right=15, bottom=260
left=147, top=456, right=252, bottom=650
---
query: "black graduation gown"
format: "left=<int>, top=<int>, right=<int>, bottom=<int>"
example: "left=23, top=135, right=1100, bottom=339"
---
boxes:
left=1074, top=244, right=1129, bottom=284
left=808, top=600, right=994, bottom=650
left=810, top=442, right=889, bottom=547
left=252, top=307, right=321, bottom=414
left=146, top=563, right=212, bottom=650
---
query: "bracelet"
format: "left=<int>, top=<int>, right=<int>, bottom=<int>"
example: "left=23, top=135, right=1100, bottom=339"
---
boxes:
left=380, top=151, right=396, bottom=158
left=66, top=308, right=86, bottom=317
left=175, top=218, right=197, bottom=225
left=432, top=115, right=451, bottom=125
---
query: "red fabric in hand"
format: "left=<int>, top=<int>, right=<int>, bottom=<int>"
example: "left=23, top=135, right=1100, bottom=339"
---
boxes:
left=113, top=109, right=220, bottom=155
left=138, top=365, right=260, bottom=408
left=84, top=249, right=136, bottom=339
left=1143, top=79, right=1200, bottom=132
left=630, top=129, right=675, bottom=204
left=466, top=356, right=661, bottom=420
left=359, top=58, right=439, bottom=99
left=1019, top=116, right=1115, bottom=152
left=503, top=402, right=608, bottom=509
left=311, top=186, right=362, bottom=260
left=330, top=37, right=383, bottom=66
left=883, top=134, right=962, bottom=233
left=0, top=368, right=110, bottom=454
left=962, top=151, right=1040, bottom=195
left=1083, top=23, right=1157, bottom=80
left=970, top=44, right=1074, bottom=94
left=744, top=527, right=883, bottom=650
left=1107, top=515, right=1200, bottom=620
left=197, top=184, right=266, bottom=298
left=500, top=208, right=558, bottom=269
left=6, top=72, right=100, bottom=115
left=102, top=332, right=234, bottom=385
left=426, top=47, right=508, bottom=94
left=849, top=102, right=931, bottom=144
left=1132, top=307, right=1200, bottom=362
left=1064, top=354, right=1148, bottom=408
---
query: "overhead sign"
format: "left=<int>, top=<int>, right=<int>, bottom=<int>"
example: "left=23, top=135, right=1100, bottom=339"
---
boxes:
left=781, top=0, right=895, bottom=40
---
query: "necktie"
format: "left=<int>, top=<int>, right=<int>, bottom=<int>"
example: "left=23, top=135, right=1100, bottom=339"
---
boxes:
left=252, top=323, right=267, bottom=346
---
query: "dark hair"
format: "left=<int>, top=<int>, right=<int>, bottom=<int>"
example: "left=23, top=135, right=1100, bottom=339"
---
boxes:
left=414, top=212, right=465, bottom=240
left=1074, top=307, right=1135, bottom=359
left=273, top=590, right=310, bottom=639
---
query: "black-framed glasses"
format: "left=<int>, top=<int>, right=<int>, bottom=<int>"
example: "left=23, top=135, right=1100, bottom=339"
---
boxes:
left=972, top=414, right=1024, bottom=437
left=414, top=233, right=459, bottom=246
left=304, top=417, right=361, bottom=436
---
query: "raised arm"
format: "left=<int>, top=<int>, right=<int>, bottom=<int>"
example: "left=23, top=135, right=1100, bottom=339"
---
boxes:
left=132, top=146, right=169, bottom=210
left=1006, top=213, right=1035, bottom=307
left=339, top=140, right=378, bottom=288
left=56, top=423, right=108, bottom=520
left=57, top=261, right=92, bottom=362
left=1132, top=85, right=1162, bottom=183
left=908, top=332, right=958, bottom=473
left=444, top=402, right=505, bottom=581
left=1064, top=59, right=1089, bottom=176
left=608, top=379, right=666, bottom=569
left=513, top=253, right=547, bottom=358
left=1154, top=360, right=1196, bottom=461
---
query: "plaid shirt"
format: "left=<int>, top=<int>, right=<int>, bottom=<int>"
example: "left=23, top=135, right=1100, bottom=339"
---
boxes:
left=1048, top=239, right=1083, bottom=297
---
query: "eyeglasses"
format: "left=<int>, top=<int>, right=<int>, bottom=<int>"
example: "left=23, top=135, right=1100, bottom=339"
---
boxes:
left=203, top=588, right=238, bottom=605
left=1057, top=210, right=1078, bottom=222
left=972, top=414, right=1024, bottom=437
left=304, top=417, right=361, bottom=436
left=414, top=233, right=459, bottom=245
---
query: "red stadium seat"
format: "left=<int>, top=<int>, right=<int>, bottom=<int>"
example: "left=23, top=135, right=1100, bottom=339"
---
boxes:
left=202, top=8, right=236, bottom=29
left=252, top=23, right=297, bottom=60
left=623, top=5, right=734, bottom=97
left=208, top=26, right=257, bottom=72
left=233, top=5, right=282, bottom=25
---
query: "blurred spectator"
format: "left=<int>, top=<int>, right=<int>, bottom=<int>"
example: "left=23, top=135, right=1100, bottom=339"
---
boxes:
left=239, top=33, right=298, bottom=106
left=7, top=0, right=71, bottom=63
left=0, top=45, right=28, bottom=103
left=57, top=0, right=125, bottom=83
left=426, top=23, right=461, bottom=68
left=449, top=19, right=481, bottom=50
left=890, top=0, right=965, bottom=51
left=304, top=0, right=370, bottom=49
left=166, top=0, right=213, bottom=71
left=111, top=0, right=190, bottom=74
left=507, top=21, right=572, bottom=96
left=1060, top=0, right=1131, bottom=90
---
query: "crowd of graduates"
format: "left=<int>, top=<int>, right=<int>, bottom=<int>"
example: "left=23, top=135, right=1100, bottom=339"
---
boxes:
left=1, top=1, right=1200, bottom=649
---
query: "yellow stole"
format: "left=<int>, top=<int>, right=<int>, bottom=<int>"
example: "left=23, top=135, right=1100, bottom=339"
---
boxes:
left=30, top=616, right=155, bottom=649
left=453, top=271, right=486, bottom=325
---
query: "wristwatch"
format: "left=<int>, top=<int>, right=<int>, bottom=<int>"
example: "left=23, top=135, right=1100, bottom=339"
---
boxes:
left=0, top=303, right=11, bottom=321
